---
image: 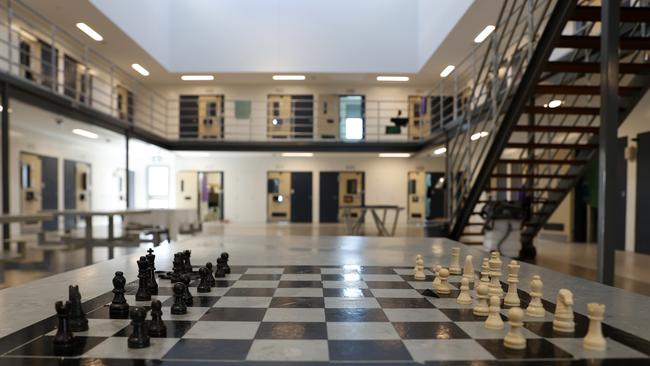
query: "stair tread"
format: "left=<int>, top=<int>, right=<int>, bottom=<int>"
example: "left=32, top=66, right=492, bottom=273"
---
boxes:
left=571, top=6, right=650, bottom=22
left=557, top=35, right=650, bottom=50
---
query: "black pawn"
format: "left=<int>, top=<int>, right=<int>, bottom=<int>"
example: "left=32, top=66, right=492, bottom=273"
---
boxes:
left=205, top=262, right=216, bottom=287
left=197, top=267, right=211, bottom=293
left=146, top=248, right=158, bottom=295
left=220, top=252, right=231, bottom=274
left=170, top=282, right=187, bottom=315
left=181, top=274, right=193, bottom=306
left=148, top=299, right=167, bottom=337
left=135, top=256, right=152, bottom=301
left=171, top=253, right=183, bottom=282
left=128, top=307, right=150, bottom=349
left=68, top=285, right=88, bottom=332
left=183, top=250, right=193, bottom=273
left=53, top=301, right=74, bottom=355
left=110, top=271, right=129, bottom=319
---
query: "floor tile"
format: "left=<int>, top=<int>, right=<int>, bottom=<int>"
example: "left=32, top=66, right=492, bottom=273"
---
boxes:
left=113, top=320, right=195, bottom=338
left=163, top=338, right=252, bottom=360
left=324, top=297, right=380, bottom=309
left=263, top=308, right=325, bottom=322
left=325, top=308, right=389, bottom=322
left=393, top=268, right=433, bottom=276
left=476, top=338, right=573, bottom=360
left=329, top=340, right=412, bottom=361
left=239, top=274, right=283, bottom=281
left=282, top=266, right=322, bottom=274
left=255, top=322, right=327, bottom=339
left=328, top=322, right=400, bottom=340
left=408, top=281, right=435, bottom=290
left=371, top=289, right=422, bottom=298
left=231, top=280, right=279, bottom=288
left=45, top=318, right=130, bottom=337
left=280, top=274, right=322, bottom=281
left=456, top=321, right=540, bottom=340
left=84, top=337, right=179, bottom=359
left=270, top=297, right=324, bottom=308
left=274, top=288, right=323, bottom=297
left=247, top=339, right=329, bottom=361
left=383, top=308, right=450, bottom=322
left=278, top=281, right=323, bottom=288
left=392, top=322, right=471, bottom=339
left=182, top=321, right=260, bottom=340
left=124, top=295, right=171, bottom=307
left=377, top=298, right=435, bottom=308
left=404, top=339, right=495, bottom=362
left=548, top=337, right=648, bottom=359
left=362, top=274, right=405, bottom=282
left=428, top=297, right=474, bottom=309
left=199, top=307, right=267, bottom=321
left=366, top=281, right=413, bottom=289
left=9, top=336, right=106, bottom=357
left=223, top=288, right=277, bottom=297
left=162, top=296, right=219, bottom=308
left=322, top=288, right=373, bottom=298
left=439, top=308, right=503, bottom=322
left=214, top=297, right=272, bottom=308
left=161, top=306, right=210, bottom=321
left=245, top=268, right=285, bottom=274
left=322, top=280, right=367, bottom=289
left=524, top=321, right=588, bottom=338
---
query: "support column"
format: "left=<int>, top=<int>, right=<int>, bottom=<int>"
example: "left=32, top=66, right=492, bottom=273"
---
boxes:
left=125, top=133, right=130, bottom=209
left=1, top=83, right=9, bottom=244
left=597, top=0, right=619, bottom=285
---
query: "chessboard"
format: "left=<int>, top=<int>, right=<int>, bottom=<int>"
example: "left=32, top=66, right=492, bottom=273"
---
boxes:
left=0, top=265, right=648, bottom=365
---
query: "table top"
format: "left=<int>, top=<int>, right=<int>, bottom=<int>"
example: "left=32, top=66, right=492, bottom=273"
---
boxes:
left=41, top=209, right=153, bottom=217
left=0, top=213, right=54, bottom=223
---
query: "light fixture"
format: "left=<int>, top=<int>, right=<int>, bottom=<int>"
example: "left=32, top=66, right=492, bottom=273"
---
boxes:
left=181, top=75, right=214, bottom=81
left=474, top=25, right=495, bottom=43
left=72, top=128, right=98, bottom=139
left=75, top=23, right=103, bottom=42
left=177, top=151, right=210, bottom=157
left=272, top=119, right=281, bottom=126
left=378, top=153, right=411, bottom=158
left=547, top=99, right=563, bottom=108
left=281, top=152, right=314, bottom=157
left=272, top=75, right=306, bottom=81
left=131, top=63, right=150, bottom=76
left=433, top=146, right=447, bottom=155
left=470, top=131, right=489, bottom=141
left=376, top=76, right=409, bottom=82
left=440, top=65, right=455, bottom=78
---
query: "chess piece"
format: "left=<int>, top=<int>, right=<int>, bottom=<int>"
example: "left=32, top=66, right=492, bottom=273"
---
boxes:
left=183, top=250, right=193, bottom=273
left=583, top=303, right=606, bottom=351
left=181, top=274, right=193, bottom=306
left=488, top=253, right=503, bottom=299
left=473, top=282, right=489, bottom=316
left=414, top=256, right=426, bottom=280
left=53, top=301, right=74, bottom=355
left=135, top=256, right=152, bottom=301
left=504, top=307, right=526, bottom=350
left=170, top=253, right=184, bottom=282
left=148, top=299, right=167, bottom=337
left=449, top=247, right=461, bottom=275
left=526, top=275, right=545, bottom=317
left=553, top=289, right=575, bottom=333
left=205, top=262, right=216, bottom=287
left=197, top=267, right=211, bottom=293
left=462, top=255, right=475, bottom=286
left=214, top=265, right=226, bottom=278
left=128, top=307, right=150, bottom=349
left=480, top=258, right=490, bottom=283
left=456, top=277, right=472, bottom=305
left=146, top=248, right=158, bottom=295
left=436, top=268, right=450, bottom=294
left=485, top=295, right=504, bottom=330
left=220, top=252, right=231, bottom=274
left=68, top=285, right=89, bottom=332
left=110, top=271, right=129, bottom=319
left=171, top=282, right=187, bottom=315
left=432, top=265, right=442, bottom=288
left=504, top=260, right=520, bottom=306
left=414, top=254, right=423, bottom=272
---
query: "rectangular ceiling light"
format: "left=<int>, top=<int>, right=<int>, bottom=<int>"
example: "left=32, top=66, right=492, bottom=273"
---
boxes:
left=433, top=147, right=447, bottom=155
left=181, top=75, right=214, bottom=81
left=440, top=65, right=455, bottom=78
left=75, top=22, right=103, bottom=42
left=474, top=25, right=496, bottom=43
left=378, top=153, right=411, bottom=158
left=72, top=128, right=98, bottom=139
left=272, top=75, right=306, bottom=81
left=131, top=63, right=150, bottom=76
left=376, top=76, right=409, bottom=82
left=281, top=152, right=314, bottom=157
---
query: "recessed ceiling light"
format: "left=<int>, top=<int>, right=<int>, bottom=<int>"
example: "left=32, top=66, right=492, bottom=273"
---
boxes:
left=72, top=128, right=98, bottom=139
left=547, top=99, right=563, bottom=108
left=181, top=75, right=214, bottom=81
left=281, top=152, right=314, bottom=157
left=376, top=76, right=409, bottom=82
left=474, top=25, right=495, bottom=43
left=440, top=65, right=455, bottom=78
left=378, top=153, right=411, bottom=158
left=75, top=23, right=103, bottom=42
left=470, top=131, right=489, bottom=141
left=433, top=147, right=447, bottom=155
left=131, top=63, right=150, bottom=76
left=272, top=75, right=306, bottom=81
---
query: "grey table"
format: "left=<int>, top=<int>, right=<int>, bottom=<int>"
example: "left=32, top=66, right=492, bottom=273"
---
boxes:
left=342, top=205, right=404, bottom=236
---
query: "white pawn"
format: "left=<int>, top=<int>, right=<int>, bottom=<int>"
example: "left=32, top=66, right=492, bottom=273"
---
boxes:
left=473, top=282, right=489, bottom=316
left=432, top=265, right=442, bottom=288
left=414, top=256, right=425, bottom=280
left=583, top=303, right=607, bottom=351
left=504, top=260, right=520, bottom=306
left=436, top=268, right=450, bottom=294
left=462, top=255, right=475, bottom=287
left=488, top=254, right=503, bottom=298
left=449, top=247, right=462, bottom=275
left=553, top=289, right=575, bottom=333
left=414, top=254, right=423, bottom=272
left=480, top=258, right=490, bottom=283
left=504, top=307, right=526, bottom=350
left=526, top=275, right=545, bottom=317
left=456, top=277, right=472, bottom=305
left=485, top=295, right=504, bottom=330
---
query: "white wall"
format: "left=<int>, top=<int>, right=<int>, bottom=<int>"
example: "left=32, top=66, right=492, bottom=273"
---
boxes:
left=417, top=0, right=473, bottom=68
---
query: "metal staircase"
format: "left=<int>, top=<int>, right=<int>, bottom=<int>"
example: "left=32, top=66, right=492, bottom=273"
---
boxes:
left=445, top=0, right=650, bottom=255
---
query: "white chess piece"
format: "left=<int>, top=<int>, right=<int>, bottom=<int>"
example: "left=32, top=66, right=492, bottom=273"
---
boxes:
left=504, top=260, right=520, bottom=306
left=485, top=295, right=504, bottom=329
left=504, top=307, right=526, bottom=350
left=480, top=258, right=490, bottom=283
left=473, top=282, right=489, bottom=316
left=449, top=247, right=462, bottom=275
left=414, top=254, right=423, bottom=273
left=436, top=268, right=451, bottom=294
left=414, top=256, right=425, bottom=280
left=526, top=275, right=545, bottom=317
left=432, top=265, right=442, bottom=288
left=462, top=255, right=475, bottom=286
left=553, top=289, right=575, bottom=333
left=456, top=277, right=472, bottom=305
left=488, top=254, right=503, bottom=299
left=583, top=303, right=607, bottom=351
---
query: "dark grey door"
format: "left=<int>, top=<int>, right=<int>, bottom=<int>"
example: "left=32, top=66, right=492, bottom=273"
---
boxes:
left=63, top=160, right=76, bottom=231
left=427, top=172, right=445, bottom=219
left=292, top=95, right=313, bottom=139
left=320, top=172, right=339, bottom=223
left=128, top=170, right=135, bottom=209
left=636, top=133, right=650, bottom=254
left=40, top=156, right=58, bottom=231
left=290, top=172, right=312, bottom=223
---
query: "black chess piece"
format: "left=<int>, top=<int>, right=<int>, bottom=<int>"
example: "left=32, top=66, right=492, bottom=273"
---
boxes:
left=181, top=274, right=193, bottom=306
left=205, top=262, right=216, bottom=287
left=148, top=299, right=167, bottom=337
left=183, top=250, right=193, bottom=273
left=109, top=271, right=130, bottom=319
left=197, top=267, right=211, bottom=293
left=128, top=307, right=150, bottom=349
left=214, top=264, right=226, bottom=278
left=146, top=248, right=158, bottom=295
left=53, top=300, right=74, bottom=355
left=135, top=256, right=152, bottom=301
left=68, top=285, right=89, bottom=332
left=170, top=282, right=187, bottom=315
left=170, top=253, right=184, bottom=282
left=220, top=252, right=231, bottom=274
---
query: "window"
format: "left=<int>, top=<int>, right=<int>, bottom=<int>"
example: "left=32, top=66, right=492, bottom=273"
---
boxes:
left=147, top=165, right=169, bottom=208
left=340, top=95, right=364, bottom=140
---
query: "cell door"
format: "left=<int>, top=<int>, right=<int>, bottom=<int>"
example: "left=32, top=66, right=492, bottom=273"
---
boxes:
left=290, top=172, right=312, bottom=223
left=267, top=171, right=291, bottom=221
left=320, top=172, right=339, bottom=223
left=407, top=171, right=426, bottom=220
left=292, top=95, right=314, bottom=139
left=338, top=171, right=364, bottom=221
left=64, top=160, right=76, bottom=230
left=40, top=156, right=59, bottom=231
left=199, top=171, right=224, bottom=222
left=176, top=171, right=199, bottom=210
left=427, top=172, right=446, bottom=219
left=20, top=153, right=42, bottom=217
left=317, top=95, right=339, bottom=139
